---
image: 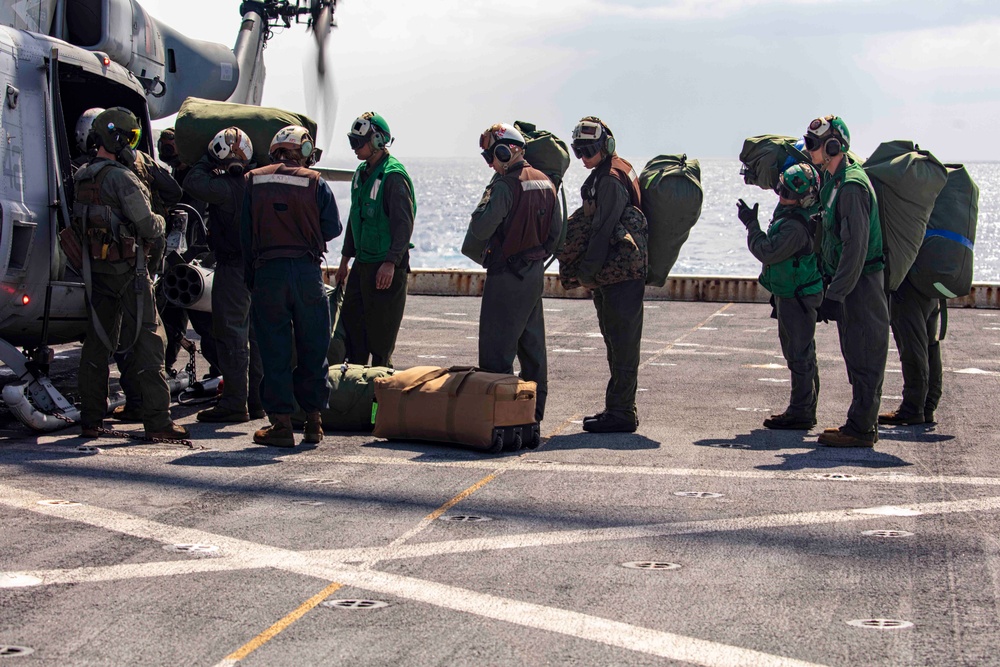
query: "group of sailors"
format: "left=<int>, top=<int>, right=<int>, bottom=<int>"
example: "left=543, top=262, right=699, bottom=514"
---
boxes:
left=741, top=115, right=943, bottom=448
left=68, top=107, right=936, bottom=451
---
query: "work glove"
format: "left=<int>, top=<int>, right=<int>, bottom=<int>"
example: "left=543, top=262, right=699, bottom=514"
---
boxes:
left=817, top=297, right=844, bottom=323
left=737, top=199, right=759, bottom=228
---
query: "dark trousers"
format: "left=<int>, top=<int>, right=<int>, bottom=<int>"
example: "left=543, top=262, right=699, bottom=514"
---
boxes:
left=341, top=260, right=408, bottom=367
left=836, top=269, right=889, bottom=437
left=79, top=268, right=172, bottom=430
left=889, top=277, right=942, bottom=418
left=478, top=260, right=548, bottom=421
left=593, top=278, right=645, bottom=422
left=251, top=258, right=331, bottom=415
left=212, top=263, right=263, bottom=413
left=776, top=292, right=822, bottom=418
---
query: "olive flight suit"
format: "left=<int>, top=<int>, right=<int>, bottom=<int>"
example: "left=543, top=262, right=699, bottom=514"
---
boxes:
left=819, top=157, right=889, bottom=442
left=72, top=158, right=173, bottom=432
left=888, top=276, right=942, bottom=422
left=340, top=153, right=416, bottom=367
left=747, top=204, right=824, bottom=421
left=464, top=160, right=560, bottom=422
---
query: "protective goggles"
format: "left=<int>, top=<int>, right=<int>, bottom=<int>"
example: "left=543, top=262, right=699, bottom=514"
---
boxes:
left=111, top=124, right=141, bottom=150
left=348, top=116, right=373, bottom=149
left=348, top=133, right=369, bottom=150
left=572, top=141, right=602, bottom=159
left=803, top=117, right=831, bottom=150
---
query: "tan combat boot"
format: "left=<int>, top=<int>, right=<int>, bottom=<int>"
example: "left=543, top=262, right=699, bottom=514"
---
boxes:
left=304, top=412, right=324, bottom=444
left=254, top=414, right=295, bottom=448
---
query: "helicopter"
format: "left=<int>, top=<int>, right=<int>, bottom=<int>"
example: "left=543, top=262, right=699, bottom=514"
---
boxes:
left=0, top=0, right=348, bottom=431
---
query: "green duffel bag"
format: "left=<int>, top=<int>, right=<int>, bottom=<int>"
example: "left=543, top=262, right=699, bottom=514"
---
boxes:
left=514, top=120, right=571, bottom=258
left=908, top=164, right=979, bottom=299
left=739, top=135, right=811, bottom=191
left=514, top=120, right=570, bottom=188
left=175, top=97, right=319, bottom=167
left=292, top=364, right=395, bottom=431
left=864, top=140, right=948, bottom=291
left=640, top=154, right=703, bottom=286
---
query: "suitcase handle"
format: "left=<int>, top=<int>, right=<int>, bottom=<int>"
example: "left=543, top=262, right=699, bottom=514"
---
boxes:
left=402, top=366, right=480, bottom=394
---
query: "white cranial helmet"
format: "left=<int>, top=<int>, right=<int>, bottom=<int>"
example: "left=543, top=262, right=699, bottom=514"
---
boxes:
left=75, top=107, right=105, bottom=153
left=208, top=127, right=254, bottom=175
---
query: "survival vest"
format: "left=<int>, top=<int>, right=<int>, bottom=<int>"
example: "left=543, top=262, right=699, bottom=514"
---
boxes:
left=349, top=154, right=416, bottom=263
left=819, top=157, right=884, bottom=279
left=582, top=155, right=641, bottom=209
left=484, top=161, right=557, bottom=272
left=71, top=161, right=140, bottom=264
left=247, top=161, right=324, bottom=265
left=758, top=207, right=824, bottom=299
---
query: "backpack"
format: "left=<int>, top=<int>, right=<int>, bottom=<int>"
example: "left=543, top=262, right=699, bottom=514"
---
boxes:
left=863, top=141, right=948, bottom=291
left=514, top=121, right=571, bottom=258
left=639, top=154, right=703, bottom=286
left=739, top=135, right=812, bottom=191
left=907, top=164, right=979, bottom=299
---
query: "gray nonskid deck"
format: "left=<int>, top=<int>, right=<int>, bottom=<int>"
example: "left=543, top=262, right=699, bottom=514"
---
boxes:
left=2, top=295, right=999, bottom=666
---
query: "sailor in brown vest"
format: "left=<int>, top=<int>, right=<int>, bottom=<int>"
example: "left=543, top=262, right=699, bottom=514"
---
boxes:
left=240, top=126, right=342, bottom=447
left=463, top=123, right=560, bottom=422
left=571, top=116, right=647, bottom=433
left=71, top=107, right=188, bottom=440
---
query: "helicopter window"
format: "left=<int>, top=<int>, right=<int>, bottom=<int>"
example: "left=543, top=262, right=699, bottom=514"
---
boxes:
left=65, top=0, right=102, bottom=48
left=4, top=221, right=36, bottom=274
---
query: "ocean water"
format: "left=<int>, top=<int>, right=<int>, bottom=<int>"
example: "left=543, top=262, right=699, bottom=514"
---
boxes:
left=326, top=159, right=1000, bottom=282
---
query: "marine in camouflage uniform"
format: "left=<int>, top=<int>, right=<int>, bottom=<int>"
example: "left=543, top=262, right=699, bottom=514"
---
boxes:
left=564, top=117, right=647, bottom=433
left=72, top=108, right=188, bottom=440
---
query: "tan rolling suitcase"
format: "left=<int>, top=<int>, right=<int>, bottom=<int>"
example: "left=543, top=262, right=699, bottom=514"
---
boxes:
left=372, top=366, right=540, bottom=453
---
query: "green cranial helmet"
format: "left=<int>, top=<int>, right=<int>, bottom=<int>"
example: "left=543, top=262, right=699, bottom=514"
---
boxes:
left=93, top=107, right=141, bottom=155
left=348, top=112, right=392, bottom=151
left=805, top=115, right=850, bottom=154
left=777, top=162, right=820, bottom=206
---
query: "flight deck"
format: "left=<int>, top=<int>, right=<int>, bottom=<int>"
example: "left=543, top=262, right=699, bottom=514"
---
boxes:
left=2, top=295, right=999, bottom=666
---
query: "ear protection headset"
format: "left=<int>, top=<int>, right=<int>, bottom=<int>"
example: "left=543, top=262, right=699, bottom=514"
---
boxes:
left=493, top=143, right=513, bottom=163
left=300, top=134, right=314, bottom=159
left=807, top=116, right=846, bottom=157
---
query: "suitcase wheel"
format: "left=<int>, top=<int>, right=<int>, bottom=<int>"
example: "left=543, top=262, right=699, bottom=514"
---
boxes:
left=525, top=428, right=541, bottom=450
left=488, top=431, right=504, bottom=454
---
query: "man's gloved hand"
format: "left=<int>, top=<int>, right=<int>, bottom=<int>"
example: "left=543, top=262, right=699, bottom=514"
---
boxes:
left=737, top=199, right=759, bottom=228
left=817, top=297, right=844, bottom=323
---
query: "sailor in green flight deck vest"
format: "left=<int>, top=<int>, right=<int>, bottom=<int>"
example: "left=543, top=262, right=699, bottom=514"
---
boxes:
left=738, top=162, right=825, bottom=431
left=804, top=115, right=889, bottom=448
left=334, top=112, right=416, bottom=368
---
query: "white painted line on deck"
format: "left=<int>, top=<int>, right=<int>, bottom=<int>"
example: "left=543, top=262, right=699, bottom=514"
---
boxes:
left=1, top=482, right=829, bottom=667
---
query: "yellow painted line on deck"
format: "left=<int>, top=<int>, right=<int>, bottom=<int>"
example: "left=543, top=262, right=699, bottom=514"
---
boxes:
left=213, top=416, right=577, bottom=663
left=216, top=581, right=344, bottom=666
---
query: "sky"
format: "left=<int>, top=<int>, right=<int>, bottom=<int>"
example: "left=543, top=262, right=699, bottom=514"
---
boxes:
left=137, top=0, right=1000, bottom=165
